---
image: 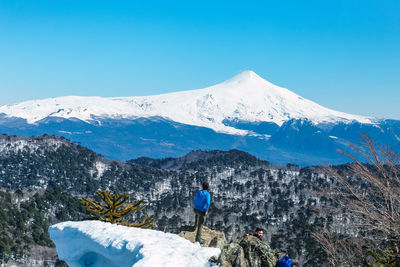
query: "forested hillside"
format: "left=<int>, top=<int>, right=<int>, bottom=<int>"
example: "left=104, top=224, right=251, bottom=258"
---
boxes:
left=0, top=134, right=345, bottom=266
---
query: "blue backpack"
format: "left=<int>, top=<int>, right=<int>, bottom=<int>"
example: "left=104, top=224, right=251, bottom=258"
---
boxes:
left=278, top=256, right=293, bottom=267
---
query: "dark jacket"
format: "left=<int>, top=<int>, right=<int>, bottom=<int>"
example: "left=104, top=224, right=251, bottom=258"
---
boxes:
left=193, top=190, right=210, bottom=212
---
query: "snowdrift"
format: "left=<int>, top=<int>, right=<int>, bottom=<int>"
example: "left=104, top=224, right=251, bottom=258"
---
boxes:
left=49, top=221, right=220, bottom=267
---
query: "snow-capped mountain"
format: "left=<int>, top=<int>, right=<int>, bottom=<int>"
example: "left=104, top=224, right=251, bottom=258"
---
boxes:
left=0, top=71, right=398, bottom=165
left=0, top=70, right=375, bottom=135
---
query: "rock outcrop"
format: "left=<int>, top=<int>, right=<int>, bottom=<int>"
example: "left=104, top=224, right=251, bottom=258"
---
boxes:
left=179, top=226, right=287, bottom=267
left=178, top=226, right=227, bottom=247
left=219, top=241, right=247, bottom=267
left=219, top=235, right=285, bottom=267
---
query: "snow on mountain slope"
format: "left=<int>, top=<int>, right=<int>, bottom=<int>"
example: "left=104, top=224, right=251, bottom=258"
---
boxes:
left=0, top=70, right=375, bottom=135
left=0, top=135, right=67, bottom=155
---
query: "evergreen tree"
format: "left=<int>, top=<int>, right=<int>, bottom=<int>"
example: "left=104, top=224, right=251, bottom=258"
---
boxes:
left=80, top=190, right=155, bottom=228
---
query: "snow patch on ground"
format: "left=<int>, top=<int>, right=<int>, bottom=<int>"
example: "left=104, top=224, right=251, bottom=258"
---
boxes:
left=95, top=161, right=107, bottom=178
left=89, top=161, right=108, bottom=179
left=0, top=137, right=65, bottom=154
left=49, top=220, right=220, bottom=267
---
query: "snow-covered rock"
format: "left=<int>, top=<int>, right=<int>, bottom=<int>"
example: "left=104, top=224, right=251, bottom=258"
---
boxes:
left=48, top=221, right=220, bottom=267
left=0, top=70, right=375, bottom=135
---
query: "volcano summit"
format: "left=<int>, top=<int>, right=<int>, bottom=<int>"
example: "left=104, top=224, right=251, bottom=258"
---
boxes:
left=0, top=71, right=398, bottom=165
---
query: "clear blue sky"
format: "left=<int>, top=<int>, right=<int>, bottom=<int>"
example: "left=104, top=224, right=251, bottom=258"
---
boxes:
left=1, top=0, right=399, bottom=119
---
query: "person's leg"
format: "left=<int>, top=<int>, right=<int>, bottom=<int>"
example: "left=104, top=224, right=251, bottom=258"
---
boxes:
left=194, top=210, right=199, bottom=230
left=195, top=211, right=205, bottom=242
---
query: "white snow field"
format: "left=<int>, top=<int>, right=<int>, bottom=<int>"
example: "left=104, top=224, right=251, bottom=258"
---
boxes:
left=0, top=70, right=374, bottom=135
left=49, top=221, right=220, bottom=267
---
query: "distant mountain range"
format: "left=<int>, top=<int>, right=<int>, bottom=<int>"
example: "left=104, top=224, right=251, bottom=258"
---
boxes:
left=1, top=70, right=399, bottom=165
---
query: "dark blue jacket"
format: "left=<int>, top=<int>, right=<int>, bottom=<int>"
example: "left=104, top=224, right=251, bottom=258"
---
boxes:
left=193, top=190, right=210, bottom=212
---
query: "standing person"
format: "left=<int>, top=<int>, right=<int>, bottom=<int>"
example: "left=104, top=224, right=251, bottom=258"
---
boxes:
left=193, top=181, right=211, bottom=244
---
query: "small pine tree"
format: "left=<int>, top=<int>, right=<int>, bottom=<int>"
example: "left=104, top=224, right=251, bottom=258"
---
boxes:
left=80, top=190, right=155, bottom=229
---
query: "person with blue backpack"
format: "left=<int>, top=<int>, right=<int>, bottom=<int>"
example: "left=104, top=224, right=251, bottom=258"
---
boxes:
left=193, top=181, right=211, bottom=244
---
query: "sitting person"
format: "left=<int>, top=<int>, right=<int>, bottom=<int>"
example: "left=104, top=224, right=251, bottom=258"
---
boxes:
left=243, top=227, right=264, bottom=241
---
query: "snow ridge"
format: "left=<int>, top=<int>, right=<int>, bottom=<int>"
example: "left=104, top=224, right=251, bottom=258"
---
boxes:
left=49, top=220, right=220, bottom=267
left=0, top=71, right=375, bottom=135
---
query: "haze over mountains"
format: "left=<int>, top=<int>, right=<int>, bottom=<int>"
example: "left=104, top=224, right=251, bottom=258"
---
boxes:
left=0, top=71, right=399, bottom=165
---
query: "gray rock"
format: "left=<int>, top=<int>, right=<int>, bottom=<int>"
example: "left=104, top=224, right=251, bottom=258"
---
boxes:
left=209, top=236, right=227, bottom=250
left=179, top=226, right=286, bottom=267
left=220, top=242, right=247, bottom=267
left=209, top=255, right=219, bottom=263
left=221, top=235, right=286, bottom=267
left=178, top=225, right=227, bottom=247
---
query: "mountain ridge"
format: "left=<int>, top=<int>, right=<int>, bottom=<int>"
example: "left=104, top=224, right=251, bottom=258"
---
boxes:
left=0, top=71, right=398, bottom=165
left=130, top=148, right=266, bottom=170
left=0, top=70, right=375, bottom=135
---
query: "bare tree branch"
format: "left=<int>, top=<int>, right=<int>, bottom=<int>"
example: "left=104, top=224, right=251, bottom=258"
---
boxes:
left=313, top=134, right=400, bottom=266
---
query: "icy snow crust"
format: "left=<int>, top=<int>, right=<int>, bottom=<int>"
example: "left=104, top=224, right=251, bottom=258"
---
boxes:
left=49, top=221, right=220, bottom=267
left=0, top=71, right=374, bottom=135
